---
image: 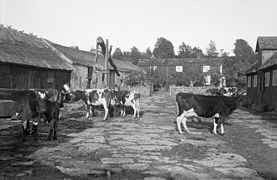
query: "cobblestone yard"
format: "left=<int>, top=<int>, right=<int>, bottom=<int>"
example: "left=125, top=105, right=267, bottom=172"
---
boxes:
left=1, top=92, right=277, bottom=179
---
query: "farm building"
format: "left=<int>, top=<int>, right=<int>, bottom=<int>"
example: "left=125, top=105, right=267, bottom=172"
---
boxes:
left=47, top=42, right=105, bottom=90
left=0, top=25, right=73, bottom=91
left=138, top=57, right=223, bottom=86
left=48, top=42, right=142, bottom=90
left=245, top=36, right=277, bottom=110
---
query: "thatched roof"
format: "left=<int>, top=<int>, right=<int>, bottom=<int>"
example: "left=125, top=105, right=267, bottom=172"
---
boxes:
left=50, top=41, right=141, bottom=73
left=255, top=36, right=277, bottom=52
left=0, top=25, right=73, bottom=71
left=49, top=42, right=104, bottom=70
left=113, top=59, right=142, bottom=72
left=138, top=57, right=223, bottom=66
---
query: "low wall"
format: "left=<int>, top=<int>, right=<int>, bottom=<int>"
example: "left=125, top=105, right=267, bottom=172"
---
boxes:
left=128, top=85, right=151, bottom=97
left=169, top=85, right=216, bottom=97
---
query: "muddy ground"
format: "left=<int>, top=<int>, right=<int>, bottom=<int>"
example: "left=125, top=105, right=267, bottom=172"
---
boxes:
left=0, top=92, right=277, bottom=180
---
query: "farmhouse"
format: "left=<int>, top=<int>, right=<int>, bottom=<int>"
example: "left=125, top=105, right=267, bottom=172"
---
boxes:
left=138, top=57, right=223, bottom=86
left=245, top=36, right=277, bottom=110
left=0, top=25, right=73, bottom=90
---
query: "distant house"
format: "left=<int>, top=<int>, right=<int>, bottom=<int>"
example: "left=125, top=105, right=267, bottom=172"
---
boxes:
left=245, top=36, right=277, bottom=109
left=138, top=57, right=223, bottom=86
left=0, top=25, right=73, bottom=90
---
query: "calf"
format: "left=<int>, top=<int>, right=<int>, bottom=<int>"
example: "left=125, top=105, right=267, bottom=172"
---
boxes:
left=70, top=89, right=113, bottom=120
left=176, top=92, right=242, bottom=135
left=113, top=90, right=140, bottom=118
left=42, top=88, right=68, bottom=140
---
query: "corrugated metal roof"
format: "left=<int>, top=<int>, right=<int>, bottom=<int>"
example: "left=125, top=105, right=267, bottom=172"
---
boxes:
left=0, top=26, right=73, bottom=71
left=256, top=36, right=277, bottom=52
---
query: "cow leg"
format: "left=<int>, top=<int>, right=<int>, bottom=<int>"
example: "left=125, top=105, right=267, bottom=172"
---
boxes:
left=176, top=111, right=189, bottom=134
left=181, top=117, right=191, bottom=134
left=132, top=104, right=137, bottom=118
left=86, top=105, right=91, bottom=119
left=136, top=102, right=140, bottom=118
left=53, top=120, right=58, bottom=140
left=103, top=104, right=109, bottom=120
left=22, top=120, right=30, bottom=135
left=220, top=124, right=225, bottom=136
left=212, top=117, right=218, bottom=134
left=47, top=120, right=54, bottom=141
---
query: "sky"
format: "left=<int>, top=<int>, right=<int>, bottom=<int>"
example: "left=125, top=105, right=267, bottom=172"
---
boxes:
left=1, top=0, right=277, bottom=55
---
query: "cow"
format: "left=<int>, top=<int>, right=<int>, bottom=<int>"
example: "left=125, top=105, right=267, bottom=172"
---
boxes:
left=41, top=88, right=69, bottom=140
left=112, top=90, right=140, bottom=118
left=14, top=90, right=47, bottom=136
left=70, top=88, right=114, bottom=120
left=14, top=85, right=71, bottom=140
left=176, top=92, right=243, bottom=135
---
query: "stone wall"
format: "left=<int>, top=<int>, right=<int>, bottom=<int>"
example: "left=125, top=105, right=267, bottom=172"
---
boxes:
left=128, top=84, right=151, bottom=97
left=169, top=85, right=216, bottom=97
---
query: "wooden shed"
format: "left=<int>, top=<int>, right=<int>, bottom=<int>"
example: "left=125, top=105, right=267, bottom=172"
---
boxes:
left=0, top=26, right=73, bottom=91
left=48, top=42, right=105, bottom=90
left=245, top=36, right=277, bottom=110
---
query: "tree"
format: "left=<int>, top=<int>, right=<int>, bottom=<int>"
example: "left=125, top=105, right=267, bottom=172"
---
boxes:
left=145, top=47, right=152, bottom=58
left=130, top=46, right=142, bottom=65
left=112, top=47, right=123, bottom=59
left=206, top=40, right=219, bottom=57
left=233, top=39, right=255, bottom=64
left=153, top=37, right=175, bottom=58
left=178, top=42, right=204, bottom=58
left=223, top=39, right=255, bottom=87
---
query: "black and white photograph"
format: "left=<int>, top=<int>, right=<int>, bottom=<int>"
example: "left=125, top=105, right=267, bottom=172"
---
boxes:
left=0, top=0, right=277, bottom=179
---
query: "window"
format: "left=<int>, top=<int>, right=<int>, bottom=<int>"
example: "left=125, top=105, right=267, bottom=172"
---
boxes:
left=253, top=75, right=257, bottom=87
left=247, top=76, right=251, bottom=87
left=203, top=65, right=210, bottom=73
left=176, top=66, right=183, bottom=72
left=204, top=75, right=211, bottom=85
left=265, top=72, right=270, bottom=87
left=273, top=69, right=277, bottom=86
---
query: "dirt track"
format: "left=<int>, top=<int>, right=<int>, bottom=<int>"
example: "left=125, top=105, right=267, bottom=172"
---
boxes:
left=0, top=92, right=277, bottom=180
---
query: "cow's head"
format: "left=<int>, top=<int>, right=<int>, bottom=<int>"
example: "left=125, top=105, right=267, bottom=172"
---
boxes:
left=62, top=84, right=74, bottom=103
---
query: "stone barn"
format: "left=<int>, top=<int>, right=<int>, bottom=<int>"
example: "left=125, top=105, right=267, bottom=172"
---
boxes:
left=245, top=36, right=277, bottom=110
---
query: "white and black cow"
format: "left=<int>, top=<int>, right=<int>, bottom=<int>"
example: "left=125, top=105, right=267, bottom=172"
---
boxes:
left=112, top=90, right=140, bottom=118
left=176, top=92, right=242, bottom=135
left=70, top=88, right=113, bottom=120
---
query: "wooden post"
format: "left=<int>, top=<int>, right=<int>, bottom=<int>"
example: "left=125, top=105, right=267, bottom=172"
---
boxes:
left=92, top=40, right=98, bottom=89
left=104, top=39, right=109, bottom=88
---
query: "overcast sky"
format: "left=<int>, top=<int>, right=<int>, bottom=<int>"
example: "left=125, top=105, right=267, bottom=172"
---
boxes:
left=1, top=0, right=277, bottom=55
